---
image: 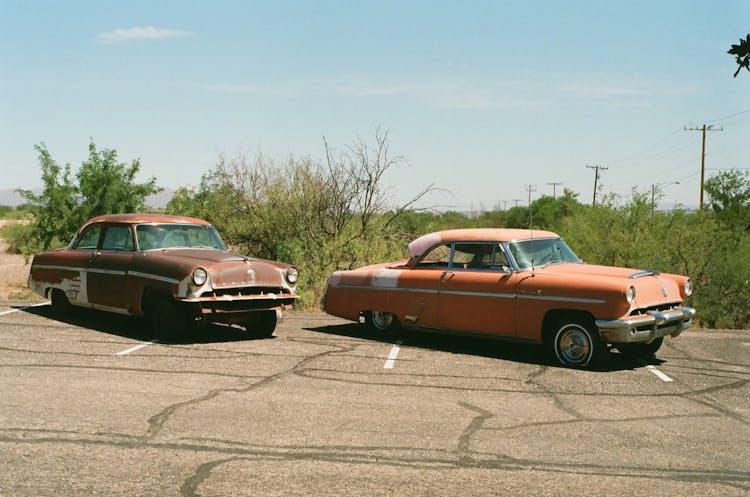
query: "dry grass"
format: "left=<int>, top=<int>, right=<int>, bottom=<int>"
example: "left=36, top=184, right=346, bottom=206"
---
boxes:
left=0, top=220, right=35, bottom=300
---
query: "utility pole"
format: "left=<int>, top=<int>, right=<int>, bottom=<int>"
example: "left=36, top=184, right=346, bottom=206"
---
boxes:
left=684, top=124, right=723, bottom=209
left=586, top=165, right=608, bottom=206
left=524, top=184, right=537, bottom=205
left=512, top=199, right=521, bottom=207
left=524, top=185, right=537, bottom=227
left=546, top=182, right=562, bottom=198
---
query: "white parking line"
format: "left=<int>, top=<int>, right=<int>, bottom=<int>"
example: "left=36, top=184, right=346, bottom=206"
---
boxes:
left=383, top=341, right=402, bottom=369
left=116, top=339, right=160, bottom=356
left=646, top=365, right=674, bottom=382
left=0, top=302, right=50, bottom=316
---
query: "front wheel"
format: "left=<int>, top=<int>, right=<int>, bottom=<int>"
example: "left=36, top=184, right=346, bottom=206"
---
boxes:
left=151, top=297, right=185, bottom=338
left=365, top=311, right=400, bottom=335
left=244, top=310, right=277, bottom=337
left=551, top=319, right=604, bottom=368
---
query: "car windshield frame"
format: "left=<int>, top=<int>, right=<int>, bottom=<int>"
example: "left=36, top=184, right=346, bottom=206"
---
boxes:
left=506, top=237, right=581, bottom=270
left=135, top=223, right=227, bottom=251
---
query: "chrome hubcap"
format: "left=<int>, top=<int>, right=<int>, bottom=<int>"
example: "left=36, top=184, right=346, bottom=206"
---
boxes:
left=371, top=312, right=393, bottom=331
left=558, top=326, right=591, bottom=364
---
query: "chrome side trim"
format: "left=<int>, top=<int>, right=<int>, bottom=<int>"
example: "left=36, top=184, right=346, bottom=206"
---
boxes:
left=439, top=289, right=515, bottom=299
left=517, top=294, right=606, bottom=304
left=332, top=285, right=439, bottom=295
left=128, top=271, right=181, bottom=285
left=87, top=268, right=127, bottom=276
left=31, top=264, right=84, bottom=272
left=32, top=265, right=180, bottom=285
left=331, top=284, right=606, bottom=304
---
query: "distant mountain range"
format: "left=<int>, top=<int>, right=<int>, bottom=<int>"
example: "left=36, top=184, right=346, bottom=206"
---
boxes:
left=0, top=188, right=176, bottom=209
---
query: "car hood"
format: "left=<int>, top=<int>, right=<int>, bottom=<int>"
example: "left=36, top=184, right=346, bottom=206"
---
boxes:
left=532, top=262, right=688, bottom=305
left=535, top=262, right=651, bottom=279
left=138, top=249, right=293, bottom=290
left=146, top=248, right=290, bottom=268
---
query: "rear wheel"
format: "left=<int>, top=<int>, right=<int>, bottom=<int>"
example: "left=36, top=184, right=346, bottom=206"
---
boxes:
left=244, top=310, right=277, bottom=337
left=49, top=289, right=71, bottom=314
left=617, top=337, right=663, bottom=359
left=551, top=318, right=604, bottom=368
left=365, top=311, right=400, bottom=335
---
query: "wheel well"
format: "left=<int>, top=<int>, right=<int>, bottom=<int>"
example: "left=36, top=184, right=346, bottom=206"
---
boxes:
left=542, top=309, right=596, bottom=344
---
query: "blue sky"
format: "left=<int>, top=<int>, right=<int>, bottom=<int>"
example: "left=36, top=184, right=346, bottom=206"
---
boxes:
left=1, top=0, right=748, bottom=211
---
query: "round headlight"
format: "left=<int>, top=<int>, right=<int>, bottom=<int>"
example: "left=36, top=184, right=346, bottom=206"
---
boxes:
left=684, top=279, right=692, bottom=297
left=192, top=268, right=208, bottom=286
left=626, top=286, right=636, bottom=304
left=286, top=267, right=299, bottom=284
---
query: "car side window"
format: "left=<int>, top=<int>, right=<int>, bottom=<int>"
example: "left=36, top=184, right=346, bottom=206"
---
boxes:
left=417, top=243, right=452, bottom=268
left=101, top=225, right=134, bottom=251
left=491, top=244, right=510, bottom=270
left=451, top=244, right=475, bottom=268
left=75, top=225, right=102, bottom=250
left=453, top=242, right=510, bottom=271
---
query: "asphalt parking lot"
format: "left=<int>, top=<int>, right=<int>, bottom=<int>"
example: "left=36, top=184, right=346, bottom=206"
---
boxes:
left=1, top=301, right=749, bottom=497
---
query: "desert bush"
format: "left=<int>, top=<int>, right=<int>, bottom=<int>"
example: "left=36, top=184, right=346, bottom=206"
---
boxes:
left=167, top=130, right=436, bottom=308
left=7, top=142, right=161, bottom=254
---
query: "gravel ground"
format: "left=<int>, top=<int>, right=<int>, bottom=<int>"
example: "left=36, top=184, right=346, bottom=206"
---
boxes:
left=0, top=220, right=34, bottom=300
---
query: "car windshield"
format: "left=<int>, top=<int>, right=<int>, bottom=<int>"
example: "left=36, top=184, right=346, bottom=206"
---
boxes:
left=136, top=223, right=227, bottom=251
left=507, top=237, right=580, bottom=270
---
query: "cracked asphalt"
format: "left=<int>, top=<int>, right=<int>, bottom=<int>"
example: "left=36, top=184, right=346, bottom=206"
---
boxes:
left=1, top=302, right=748, bottom=496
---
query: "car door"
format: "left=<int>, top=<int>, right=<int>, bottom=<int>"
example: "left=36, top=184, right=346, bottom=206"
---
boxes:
left=30, top=227, right=98, bottom=307
left=436, top=242, right=519, bottom=336
left=393, top=242, right=451, bottom=329
left=85, top=224, right=136, bottom=313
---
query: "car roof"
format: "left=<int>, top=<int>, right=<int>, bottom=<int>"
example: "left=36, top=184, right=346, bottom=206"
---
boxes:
left=407, top=228, right=560, bottom=257
left=83, top=213, right=212, bottom=226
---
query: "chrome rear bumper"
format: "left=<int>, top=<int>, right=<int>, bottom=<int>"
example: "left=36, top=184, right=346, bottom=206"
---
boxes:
left=596, top=306, right=696, bottom=344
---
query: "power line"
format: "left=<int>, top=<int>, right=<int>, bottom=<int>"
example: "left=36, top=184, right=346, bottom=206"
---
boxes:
left=706, top=108, right=750, bottom=124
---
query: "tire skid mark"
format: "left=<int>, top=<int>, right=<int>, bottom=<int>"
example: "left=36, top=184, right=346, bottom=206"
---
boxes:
left=481, top=411, right=721, bottom=432
left=0, top=363, right=263, bottom=381
left=0, top=343, right=301, bottom=360
left=684, top=394, right=749, bottom=425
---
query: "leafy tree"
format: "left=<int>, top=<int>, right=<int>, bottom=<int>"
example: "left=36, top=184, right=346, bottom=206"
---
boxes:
left=728, top=34, right=750, bottom=78
left=704, top=169, right=750, bottom=232
left=77, top=142, right=160, bottom=221
left=10, top=141, right=161, bottom=254
left=15, top=144, right=80, bottom=252
left=504, top=189, right=581, bottom=230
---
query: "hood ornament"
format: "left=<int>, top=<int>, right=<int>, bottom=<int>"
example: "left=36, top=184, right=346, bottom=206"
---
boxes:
left=661, top=286, right=668, bottom=297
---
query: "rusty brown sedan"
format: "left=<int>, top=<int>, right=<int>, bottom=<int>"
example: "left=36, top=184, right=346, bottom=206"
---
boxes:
left=28, top=214, right=299, bottom=337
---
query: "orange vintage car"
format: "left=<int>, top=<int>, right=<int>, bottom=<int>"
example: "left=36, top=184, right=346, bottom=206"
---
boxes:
left=323, top=228, right=695, bottom=367
left=28, top=214, right=299, bottom=336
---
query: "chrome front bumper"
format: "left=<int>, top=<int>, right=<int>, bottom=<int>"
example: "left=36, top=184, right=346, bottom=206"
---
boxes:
left=596, top=306, right=696, bottom=344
